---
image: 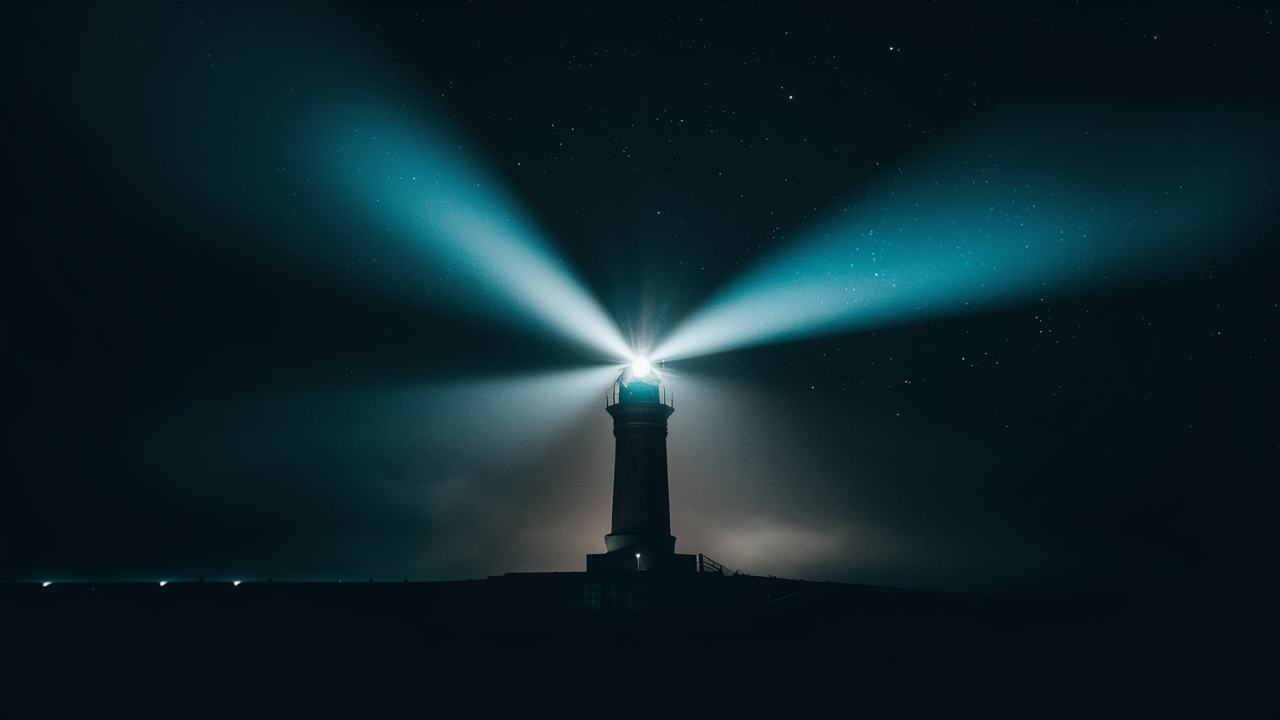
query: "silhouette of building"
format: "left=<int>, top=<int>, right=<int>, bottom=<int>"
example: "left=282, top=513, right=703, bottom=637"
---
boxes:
left=587, top=366, right=697, bottom=572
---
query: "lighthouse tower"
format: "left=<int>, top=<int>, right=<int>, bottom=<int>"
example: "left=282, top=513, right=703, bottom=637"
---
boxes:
left=587, top=361, right=697, bottom=572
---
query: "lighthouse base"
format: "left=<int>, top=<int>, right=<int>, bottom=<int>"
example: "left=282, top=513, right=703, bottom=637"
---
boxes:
left=587, top=550, right=697, bottom=572
left=587, top=533, right=697, bottom=572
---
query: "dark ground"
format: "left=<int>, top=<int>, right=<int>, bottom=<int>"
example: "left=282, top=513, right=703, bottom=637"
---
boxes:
left=6, top=573, right=1273, bottom=719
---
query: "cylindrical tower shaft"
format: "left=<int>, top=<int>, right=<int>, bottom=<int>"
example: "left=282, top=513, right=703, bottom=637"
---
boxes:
left=605, top=402, right=675, bottom=551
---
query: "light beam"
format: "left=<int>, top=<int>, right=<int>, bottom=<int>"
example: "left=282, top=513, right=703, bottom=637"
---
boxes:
left=320, top=107, right=632, bottom=362
left=138, top=365, right=625, bottom=579
left=653, top=105, right=1275, bottom=362
left=74, top=10, right=632, bottom=364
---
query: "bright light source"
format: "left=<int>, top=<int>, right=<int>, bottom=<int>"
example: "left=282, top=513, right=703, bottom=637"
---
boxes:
left=631, top=357, right=651, bottom=377
left=233, top=581, right=241, bottom=586
left=42, top=582, right=52, bottom=587
left=159, top=581, right=167, bottom=586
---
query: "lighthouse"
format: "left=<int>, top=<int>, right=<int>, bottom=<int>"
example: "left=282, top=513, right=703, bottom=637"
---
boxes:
left=587, top=358, right=697, bottom=572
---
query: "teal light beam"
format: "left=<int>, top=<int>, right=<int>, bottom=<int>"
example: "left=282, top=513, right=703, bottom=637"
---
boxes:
left=653, top=105, right=1275, bottom=362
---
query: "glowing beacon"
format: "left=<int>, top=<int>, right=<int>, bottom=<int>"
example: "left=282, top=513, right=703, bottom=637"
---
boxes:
left=587, top=358, right=696, bottom=572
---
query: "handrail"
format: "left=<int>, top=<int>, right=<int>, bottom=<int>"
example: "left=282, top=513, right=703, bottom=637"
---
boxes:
left=697, top=554, right=741, bottom=577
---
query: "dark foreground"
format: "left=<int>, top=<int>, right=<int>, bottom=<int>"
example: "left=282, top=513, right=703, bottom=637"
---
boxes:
left=5, top=573, right=1272, bottom=719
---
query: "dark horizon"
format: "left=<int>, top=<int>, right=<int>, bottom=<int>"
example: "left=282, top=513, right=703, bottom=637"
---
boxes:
left=3, top=2, right=1277, bottom=602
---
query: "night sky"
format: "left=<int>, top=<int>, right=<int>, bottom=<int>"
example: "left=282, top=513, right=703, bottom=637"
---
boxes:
left=4, top=2, right=1276, bottom=596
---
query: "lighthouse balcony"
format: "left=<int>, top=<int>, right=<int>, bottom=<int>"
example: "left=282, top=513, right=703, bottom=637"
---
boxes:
left=606, top=374, right=673, bottom=407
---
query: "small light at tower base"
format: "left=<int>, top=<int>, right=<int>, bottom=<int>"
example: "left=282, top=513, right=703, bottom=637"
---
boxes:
left=630, top=356, right=651, bottom=377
